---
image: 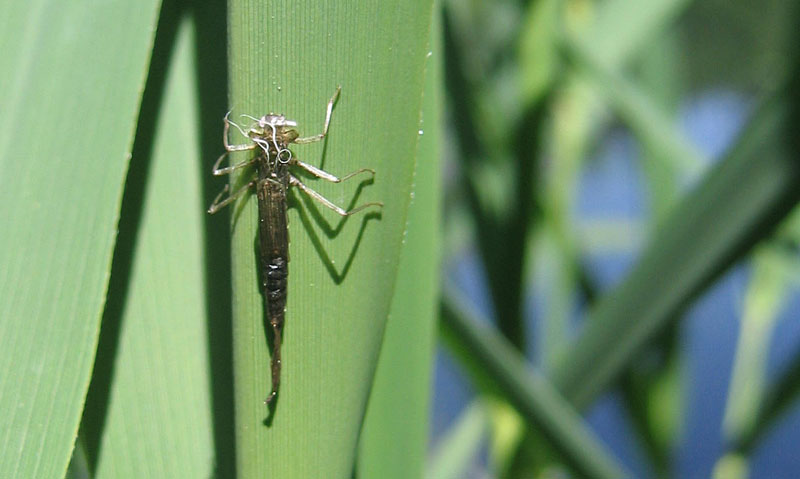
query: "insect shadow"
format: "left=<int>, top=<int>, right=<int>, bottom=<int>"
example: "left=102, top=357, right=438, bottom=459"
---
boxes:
left=229, top=165, right=382, bottom=282
left=291, top=180, right=383, bottom=283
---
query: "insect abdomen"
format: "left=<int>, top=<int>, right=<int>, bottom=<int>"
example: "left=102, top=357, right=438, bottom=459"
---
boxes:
left=265, top=256, right=288, bottom=322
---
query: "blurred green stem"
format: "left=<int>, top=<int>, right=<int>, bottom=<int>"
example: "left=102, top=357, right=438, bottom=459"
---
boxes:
left=442, top=284, right=629, bottom=478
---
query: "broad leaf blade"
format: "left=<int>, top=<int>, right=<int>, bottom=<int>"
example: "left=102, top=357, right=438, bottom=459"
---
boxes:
left=81, top=14, right=215, bottom=478
left=0, top=1, right=161, bottom=477
left=226, top=1, right=434, bottom=477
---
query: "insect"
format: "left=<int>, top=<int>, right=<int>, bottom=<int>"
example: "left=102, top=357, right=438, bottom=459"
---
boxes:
left=208, top=86, right=382, bottom=405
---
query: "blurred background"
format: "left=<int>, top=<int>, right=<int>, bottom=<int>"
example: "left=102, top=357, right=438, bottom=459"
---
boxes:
left=427, top=0, right=800, bottom=477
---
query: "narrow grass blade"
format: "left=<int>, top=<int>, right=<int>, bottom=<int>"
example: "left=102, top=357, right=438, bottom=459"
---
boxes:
left=636, top=30, right=686, bottom=222
left=727, top=207, right=800, bottom=452
left=226, top=1, right=433, bottom=477
left=518, top=0, right=560, bottom=106
left=426, top=400, right=490, bottom=479
left=0, top=1, right=161, bottom=477
left=723, top=246, right=789, bottom=443
left=80, top=14, right=215, bottom=478
left=564, top=35, right=706, bottom=176
left=357, top=5, right=442, bottom=478
left=738, top=321, right=800, bottom=453
left=442, top=286, right=629, bottom=479
left=581, top=0, right=695, bottom=69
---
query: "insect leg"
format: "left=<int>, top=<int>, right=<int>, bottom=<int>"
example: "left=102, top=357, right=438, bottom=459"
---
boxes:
left=289, top=174, right=383, bottom=216
left=293, top=159, right=375, bottom=183
left=212, top=151, right=257, bottom=176
left=293, top=86, right=342, bottom=144
left=207, top=180, right=256, bottom=214
left=224, top=112, right=258, bottom=152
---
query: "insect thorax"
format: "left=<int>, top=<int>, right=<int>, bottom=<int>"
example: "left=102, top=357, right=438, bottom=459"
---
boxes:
left=249, top=116, right=300, bottom=149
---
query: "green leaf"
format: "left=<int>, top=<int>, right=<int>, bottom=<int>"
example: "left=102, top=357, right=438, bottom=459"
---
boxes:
left=425, top=400, right=490, bottom=479
left=0, top=1, right=161, bottom=477
left=65, top=441, right=90, bottom=479
left=636, top=30, right=687, bottom=221
left=712, top=453, right=749, bottom=479
left=79, top=13, right=215, bottom=478
left=564, top=35, right=706, bottom=176
left=518, top=0, right=560, bottom=106
left=442, top=286, right=629, bottom=479
left=357, top=4, right=442, bottom=477
left=723, top=246, right=789, bottom=443
left=528, top=0, right=699, bottom=372
left=581, top=0, right=694, bottom=69
left=225, top=1, right=434, bottom=477
left=553, top=92, right=800, bottom=410
left=726, top=207, right=800, bottom=453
